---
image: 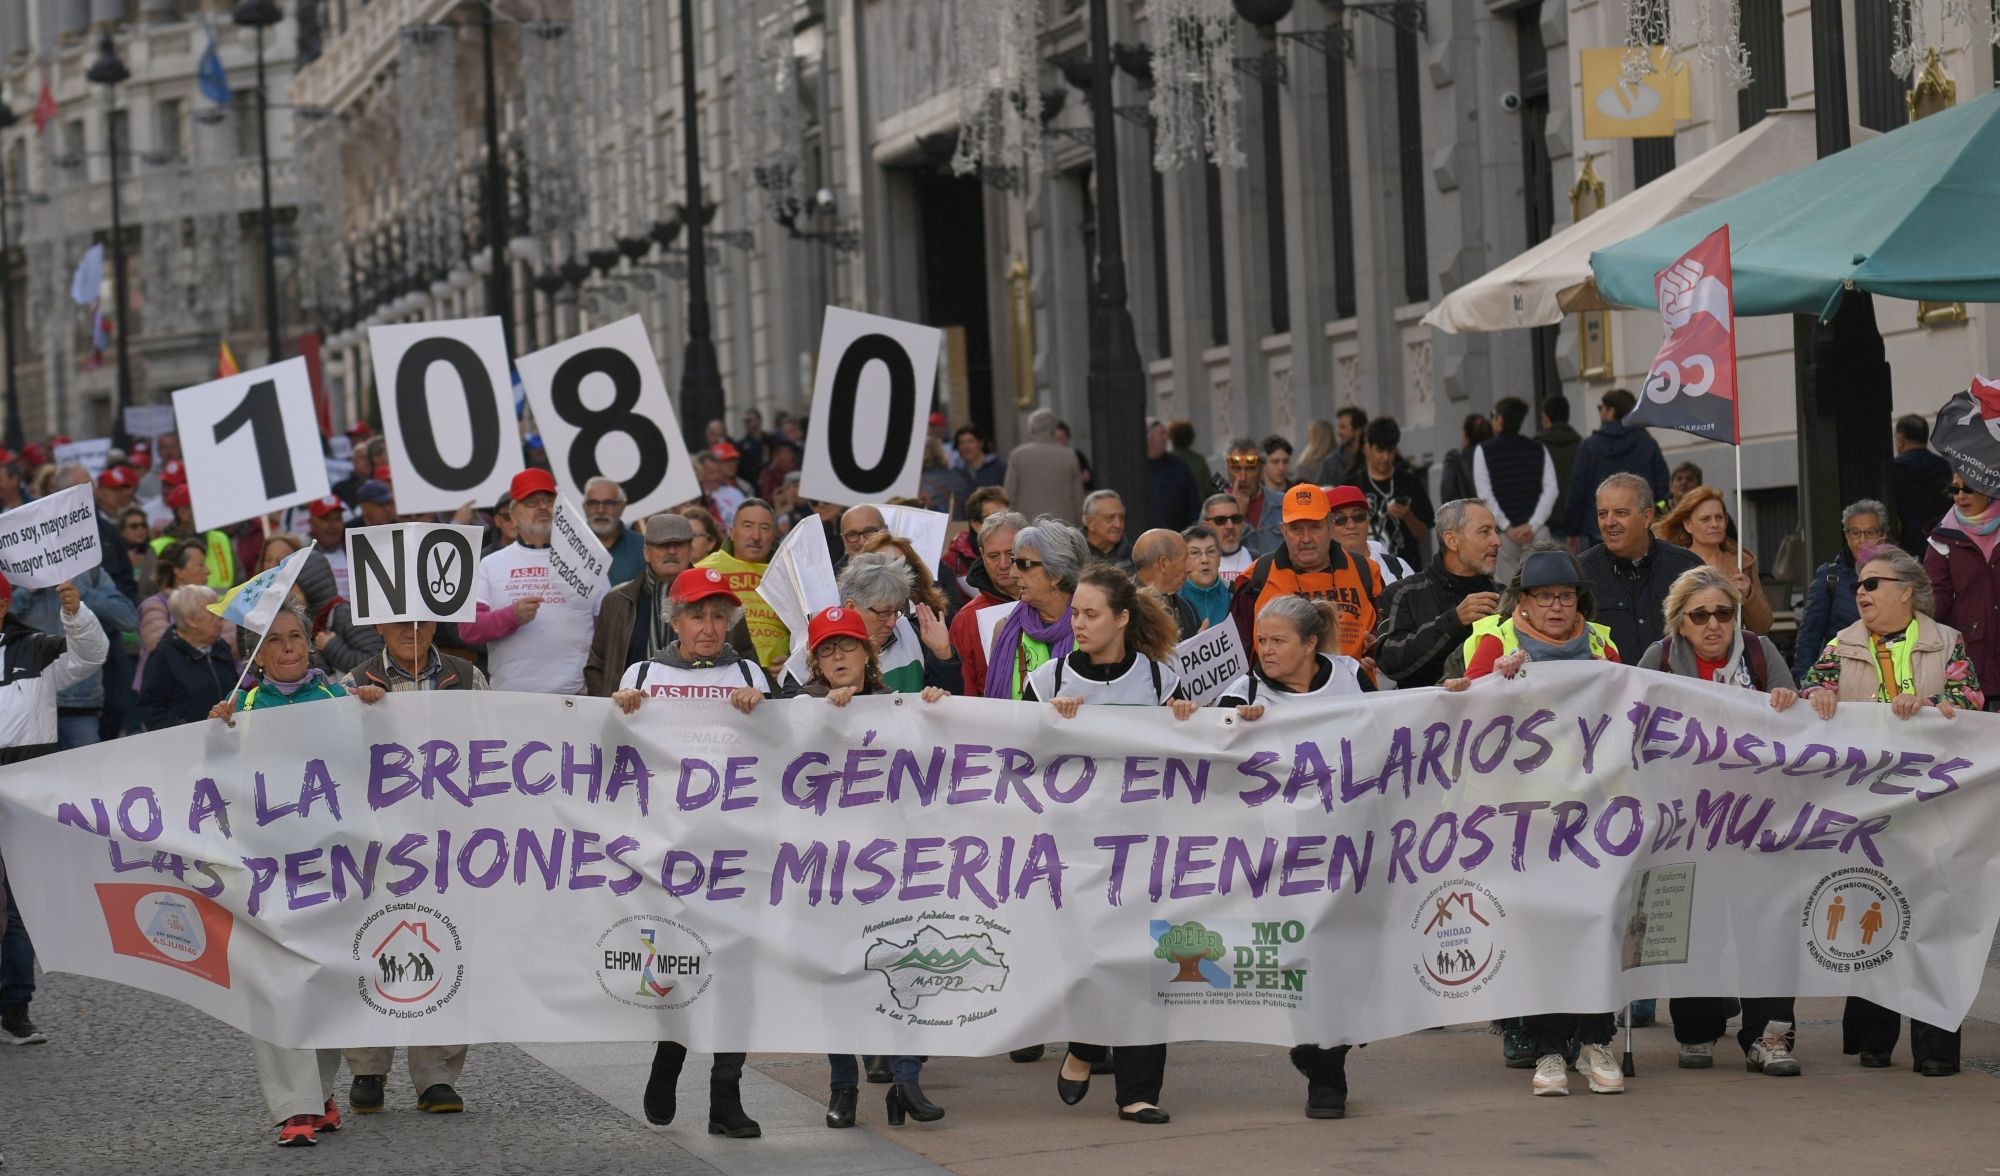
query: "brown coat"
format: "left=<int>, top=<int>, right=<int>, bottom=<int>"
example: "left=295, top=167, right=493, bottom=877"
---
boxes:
left=1824, top=613, right=1960, bottom=702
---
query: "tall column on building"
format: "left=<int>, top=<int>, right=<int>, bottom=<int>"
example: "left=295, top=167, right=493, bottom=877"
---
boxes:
left=89, top=0, right=129, bottom=29
left=58, top=1, right=91, bottom=40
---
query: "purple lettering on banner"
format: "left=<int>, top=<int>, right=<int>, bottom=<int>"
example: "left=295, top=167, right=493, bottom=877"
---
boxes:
left=1042, top=754, right=1095, bottom=804
left=418, top=740, right=471, bottom=807
left=1513, top=710, right=1556, bottom=773
left=948, top=743, right=994, bottom=804
left=886, top=746, right=945, bottom=806
left=1096, top=833, right=1148, bottom=905
left=1330, top=834, right=1372, bottom=893
left=992, top=747, right=1044, bottom=813
left=1724, top=795, right=1776, bottom=849
left=852, top=839, right=897, bottom=904
left=243, top=855, right=279, bottom=916
left=1756, top=739, right=1791, bottom=777
left=107, top=840, right=152, bottom=874
left=1595, top=796, right=1643, bottom=857
left=1843, top=816, right=1891, bottom=865
left=1279, top=836, right=1326, bottom=896
left=515, top=829, right=566, bottom=888
left=562, top=742, right=603, bottom=803
left=116, top=787, right=163, bottom=843
left=1496, top=800, right=1549, bottom=871
left=1170, top=836, right=1219, bottom=899
left=827, top=841, right=853, bottom=902
left=1468, top=717, right=1515, bottom=774
left=299, top=760, right=342, bottom=821
left=467, top=740, right=510, bottom=799
left=253, top=772, right=298, bottom=827
left=513, top=741, right=554, bottom=794
left=662, top=849, right=706, bottom=897
left=1781, top=743, right=1839, bottom=778
left=1219, top=837, right=1275, bottom=897
left=708, top=849, right=747, bottom=901
left=1147, top=835, right=1168, bottom=901
left=1652, top=799, right=1688, bottom=851
left=1459, top=806, right=1497, bottom=869
left=1238, top=750, right=1282, bottom=807
left=567, top=830, right=606, bottom=889
left=431, top=828, right=453, bottom=894
left=1163, top=758, right=1209, bottom=804
left=1278, top=742, right=1330, bottom=808
left=57, top=796, right=111, bottom=835
left=458, top=828, right=508, bottom=887
left=285, top=848, right=331, bottom=909
left=1386, top=819, right=1418, bottom=883
left=1722, top=732, right=1766, bottom=772
left=1417, top=813, right=1459, bottom=874
left=1575, top=712, right=1613, bottom=774
left=1638, top=706, right=1684, bottom=765
left=771, top=841, right=827, bottom=904
left=680, top=757, right=723, bottom=810
left=330, top=842, right=381, bottom=901
left=841, top=746, right=889, bottom=808
left=1798, top=807, right=1856, bottom=852
left=1016, top=833, right=1064, bottom=908
left=719, top=757, right=756, bottom=812
left=1923, top=757, right=1970, bottom=801
left=899, top=837, right=946, bottom=901
left=781, top=753, right=831, bottom=814
left=1548, top=801, right=1599, bottom=867
left=369, top=742, right=418, bottom=810
left=1121, top=756, right=1162, bottom=803
left=606, top=745, right=653, bottom=815
left=1756, top=803, right=1812, bottom=852
left=384, top=832, right=430, bottom=895
left=187, top=777, right=233, bottom=838
left=946, top=837, right=998, bottom=908
left=1692, top=789, right=1735, bottom=851
left=605, top=835, right=644, bottom=895
left=1379, top=727, right=1413, bottom=796
left=1416, top=722, right=1454, bottom=791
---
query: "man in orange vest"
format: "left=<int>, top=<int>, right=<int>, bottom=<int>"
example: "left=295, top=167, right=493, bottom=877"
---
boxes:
left=1229, top=483, right=1382, bottom=666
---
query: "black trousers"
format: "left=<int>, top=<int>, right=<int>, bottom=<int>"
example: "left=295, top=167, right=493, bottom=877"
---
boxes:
left=652, top=1042, right=746, bottom=1083
left=1668, top=996, right=1796, bottom=1050
left=1068, top=1042, right=1166, bottom=1107
left=1521, top=1012, right=1615, bottom=1056
left=1843, top=998, right=1960, bottom=1066
left=1290, top=1044, right=1350, bottom=1093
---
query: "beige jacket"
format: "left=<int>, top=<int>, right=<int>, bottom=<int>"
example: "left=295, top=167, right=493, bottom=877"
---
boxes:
left=1824, top=613, right=1961, bottom=702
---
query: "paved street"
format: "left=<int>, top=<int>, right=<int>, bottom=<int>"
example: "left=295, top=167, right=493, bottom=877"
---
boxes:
left=8, top=946, right=2000, bottom=1176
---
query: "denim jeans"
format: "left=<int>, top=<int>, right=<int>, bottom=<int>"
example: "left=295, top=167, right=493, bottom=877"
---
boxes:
left=56, top=712, right=100, bottom=752
left=0, top=879, right=35, bottom=1008
left=828, top=1055, right=923, bottom=1087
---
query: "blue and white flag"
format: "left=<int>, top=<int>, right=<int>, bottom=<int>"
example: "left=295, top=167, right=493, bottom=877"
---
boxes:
left=69, top=243, right=103, bottom=306
left=198, top=32, right=232, bottom=106
left=206, top=546, right=311, bottom=635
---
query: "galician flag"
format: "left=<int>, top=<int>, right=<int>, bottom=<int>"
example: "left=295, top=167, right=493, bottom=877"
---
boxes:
left=1628, top=224, right=1740, bottom=444
left=207, top=547, right=311, bottom=635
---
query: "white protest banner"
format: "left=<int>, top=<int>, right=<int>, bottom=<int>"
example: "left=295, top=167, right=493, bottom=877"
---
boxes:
left=345, top=524, right=484, bottom=625
left=0, top=484, right=101, bottom=588
left=880, top=504, right=950, bottom=573
left=53, top=438, right=112, bottom=478
left=122, top=404, right=177, bottom=439
left=4, top=663, right=1998, bottom=1052
left=1174, top=623, right=1248, bottom=706
left=800, top=308, right=942, bottom=506
left=369, top=317, right=523, bottom=516
left=171, top=358, right=333, bottom=532
left=514, top=315, right=701, bottom=522
left=548, top=494, right=612, bottom=604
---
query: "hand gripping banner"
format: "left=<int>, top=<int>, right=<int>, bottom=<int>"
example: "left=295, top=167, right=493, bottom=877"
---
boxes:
left=2, top=663, right=1997, bottom=1052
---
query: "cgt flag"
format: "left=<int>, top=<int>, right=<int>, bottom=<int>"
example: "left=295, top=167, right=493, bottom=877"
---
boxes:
left=1930, top=377, right=2000, bottom=498
left=1630, top=224, right=1739, bottom=444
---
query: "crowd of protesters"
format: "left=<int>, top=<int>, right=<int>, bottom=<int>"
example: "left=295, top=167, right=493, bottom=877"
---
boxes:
left=0, top=388, right=1992, bottom=1148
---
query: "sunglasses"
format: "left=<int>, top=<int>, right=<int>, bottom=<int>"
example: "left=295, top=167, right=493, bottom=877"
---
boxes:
left=1012, top=557, right=1044, bottom=572
left=1329, top=511, right=1369, bottom=526
left=1686, top=606, right=1737, bottom=627
left=1854, top=576, right=1904, bottom=594
left=1948, top=483, right=1979, bottom=497
left=1205, top=513, right=1245, bottom=526
left=1226, top=456, right=1263, bottom=469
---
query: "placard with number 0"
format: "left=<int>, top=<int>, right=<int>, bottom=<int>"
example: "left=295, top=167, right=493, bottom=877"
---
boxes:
left=369, top=317, right=525, bottom=516
left=800, top=308, right=942, bottom=507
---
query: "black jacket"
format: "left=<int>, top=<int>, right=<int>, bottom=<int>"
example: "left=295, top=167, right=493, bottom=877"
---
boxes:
left=1577, top=539, right=1704, bottom=661
left=1371, top=562, right=1500, bottom=687
left=1890, top=447, right=1951, bottom=555
left=135, top=630, right=239, bottom=730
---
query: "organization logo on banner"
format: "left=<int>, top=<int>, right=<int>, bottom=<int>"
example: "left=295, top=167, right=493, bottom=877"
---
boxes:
left=352, top=903, right=465, bottom=1018
left=593, top=916, right=713, bottom=1010
left=1803, top=868, right=1911, bottom=974
left=1149, top=918, right=1308, bottom=1010
left=95, top=883, right=235, bottom=989
left=863, top=919, right=1010, bottom=1023
left=1411, top=879, right=1508, bottom=998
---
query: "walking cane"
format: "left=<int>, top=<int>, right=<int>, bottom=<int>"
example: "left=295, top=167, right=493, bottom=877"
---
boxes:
left=1622, top=1007, right=1637, bottom=1077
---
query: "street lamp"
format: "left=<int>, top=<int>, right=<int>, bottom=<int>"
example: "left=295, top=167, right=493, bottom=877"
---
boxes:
left=0, top=98, right=20, bottom=451
left=676, top=0, right=723, bottom=452
left=234, top=0, right=285, bottom=366
left=86, top=31, right=134, bottom=437
left=1082, top=0, right=1149, bottom=523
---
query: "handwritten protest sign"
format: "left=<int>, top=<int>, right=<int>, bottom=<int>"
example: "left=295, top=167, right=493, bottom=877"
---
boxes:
left=1173, top=622, right=1247, bottom=705
left=0, top=484, right=102, bottom=588
left=547, top=495, right=611, bottom=605
left=53, top=438, right=112, bottom=478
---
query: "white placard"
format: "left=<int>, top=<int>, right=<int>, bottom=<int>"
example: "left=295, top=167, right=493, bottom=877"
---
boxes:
left=369, top=317, right=523, bottom=516
left=170, top=358, right=333, bottom=532
left=879, top=504, right=950, bottom=573
left=800, top=308, right=942, bottom=507
left=547, top=494, right=611, bottom=606
left=122, top=404, right=177, bottom=439
left=344, top=523, right=484, bottom=625
left=514, top=315, right=701, bottom=522
left=760, top=510, right=841, bottom=646
left=1173, top=622, right=1248, bottom=706
left=53, top=438, right=112, bottom=478
left=0, top=484, right=102, bottom=588
left=976, top=600, right=1019, bottom=660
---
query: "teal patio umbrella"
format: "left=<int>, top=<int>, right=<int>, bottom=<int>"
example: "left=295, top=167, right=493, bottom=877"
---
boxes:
left=1591, top=88, right=2000, bottom=318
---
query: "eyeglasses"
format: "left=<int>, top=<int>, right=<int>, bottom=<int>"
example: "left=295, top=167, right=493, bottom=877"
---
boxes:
left=984, top=551, right=1016, bottom=566
left=1226, top=456, right=1263, bottom=469
left=1205, top=512, right=1244, bottom=526
left=865, top=604, right=900, bottom=622
left=583, top=498, right=625, bottom=510
left=1854, top=576, right=1905, bottom=594
left=1843, top=527, right=1885, bottom=541
left=1012, top=557, right=1044, bottom=573
left=842, top=524, right=887, bottom=545
left=1329, top=511, right=1369, bottom=527
left=1686, top=606, right=1737, bottom=627
left=1525, top=590, right=1578, bottom=608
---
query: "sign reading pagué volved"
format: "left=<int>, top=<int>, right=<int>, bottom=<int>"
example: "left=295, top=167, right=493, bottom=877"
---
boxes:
left=0, top=663, right=1995, bottom=1053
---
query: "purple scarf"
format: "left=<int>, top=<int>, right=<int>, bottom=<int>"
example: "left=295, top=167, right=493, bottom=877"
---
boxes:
left=983, top=602, right=1074, bottom=699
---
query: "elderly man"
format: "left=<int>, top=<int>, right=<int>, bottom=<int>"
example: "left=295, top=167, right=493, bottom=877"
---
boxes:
left=1082, top=489, right=1134, bottom=572
left=1003, top=408, right=1085, bottom=525
left=697, top=498, right=788, bottom=672
left=581, top=477, right=645, bottom=585
left=355, top=480, right=398, bottom=528
left=949, top=510, right=1026, bottom=696
left=1133, top=528, right=1200, bottom=639
left=1579, top=472, right=1703, bottom=660
left=587, top=514, right=696, bottom=696
left=1223, top=437, right=1283, bottom=558
left=1229, top=484, right=1379, bottom=667
left=1145, top=419, right=1202, bottom=532
left=838, top=504, right=887, bottom=566
left=89, top=466, right=140, bottom=602
left=461, top=469, right=604, bottom=693
left=1372, top=499, right=1502, bottom=688
left=1201, top=493, right=1256, bottom=584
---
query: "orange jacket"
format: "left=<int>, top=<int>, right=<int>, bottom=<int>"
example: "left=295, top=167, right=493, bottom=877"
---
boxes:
left=1229, top=542, right=1381, bottom=664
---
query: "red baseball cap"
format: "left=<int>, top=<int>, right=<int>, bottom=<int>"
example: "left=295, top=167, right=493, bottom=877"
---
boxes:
left=372, top=462, right=391, bottom=483
left=307, top=495, right=345, bottom=519
left=510, top=468, right=557, bottom=502
left=668, top=566, right=739, bottom=607
left=711, top=441, right=740, bottom=461
left=1324, top=484, right=1368, bottom=513
left=20, top=443, right=46, bottom=467
left=166, top=483, right=192, bottom=510
left=98, top=466, right=137, bottom=490
left=807, top=606, right=870, bottom=651
left=159, top=460, right=187, bottom=486
left=928, top=412, right=947, bottom=428
left=127, top=450, right=152, bottom=471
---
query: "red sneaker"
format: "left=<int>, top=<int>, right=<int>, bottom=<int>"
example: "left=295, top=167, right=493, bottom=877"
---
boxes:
left=316, top=1097, right=343, bottom=1133
left=276, top=1114, right=318, bottom=1147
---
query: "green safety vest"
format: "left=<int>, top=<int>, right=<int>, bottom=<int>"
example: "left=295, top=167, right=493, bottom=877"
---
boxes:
left=1460, top=614, right=1612, bottom=665
left=1867, top=619, right=1920, bottom=701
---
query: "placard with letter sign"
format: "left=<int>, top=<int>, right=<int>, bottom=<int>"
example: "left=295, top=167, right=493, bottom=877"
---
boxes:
left=369, top=317, right=523, bottom=516
left=879, top=504, right=950, bottom=573
left=344, top=524, right=484, bottom=625
left=760, top=510, right=841, bottom=646
left=800, top=308, right=942, bottom=507
left=170, top=357, right=333, bottom=532
left=513, top=315, right=700, bottom=522
left=121, top=404, right=176, bottom=439
left=547, top=495, right=611, bottom=605
left=1173, top=622, right=1247, bottom=706
left=0, top=484, right=102, bottom=588
left=53, top=438, right=112, bottom=478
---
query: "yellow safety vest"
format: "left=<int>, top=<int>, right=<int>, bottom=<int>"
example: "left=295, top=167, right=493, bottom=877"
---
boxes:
left=151, top=530, right=239, bottom=591
left=1866, top=619, right=1920, bottom=701
left=1460, top=614, right=1613, bottom=664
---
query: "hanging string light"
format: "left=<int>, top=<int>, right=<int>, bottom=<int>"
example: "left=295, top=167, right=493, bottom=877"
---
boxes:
left=949, top=0, right=1043, bottom=186
left=1622, top=0, right=1750, bottom=89
left=1147, top=0, right=1246, bottom=170
left=732, top=0, right=803, bottom=218
left=520, top=19, right=582, bottom=265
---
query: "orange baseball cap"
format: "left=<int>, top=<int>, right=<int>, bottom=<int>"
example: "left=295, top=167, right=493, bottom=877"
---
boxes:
left=1281, top=483, right=1332, bottom=523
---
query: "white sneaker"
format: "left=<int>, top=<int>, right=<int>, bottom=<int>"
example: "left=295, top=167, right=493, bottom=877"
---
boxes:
left=1531, top=1054, right=1569, bottom=1096
left=1747, top=1021, right=1802, bottom=1077
left=1678, top=1040, right=1714, bottom=1069
left=1577, top=1043, right=1625, bottom=1093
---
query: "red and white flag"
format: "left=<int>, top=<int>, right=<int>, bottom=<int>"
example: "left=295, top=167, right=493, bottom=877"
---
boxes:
left=1629, top=225, right=1739, bottom=444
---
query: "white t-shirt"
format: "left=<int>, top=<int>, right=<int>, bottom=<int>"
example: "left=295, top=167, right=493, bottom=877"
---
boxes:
left=1026, top=652, right=1181, bottom=707
left=618, top=658, right=772, bottom=700
left=321, top=544, right=351, bottom=601
left=1218, top=547, right=1254, bottom=585
left=475, top=542, right=603, bottom=694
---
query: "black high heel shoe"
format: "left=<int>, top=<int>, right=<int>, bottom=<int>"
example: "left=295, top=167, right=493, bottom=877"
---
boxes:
left=885, top=1080, right=945, bottom=1125
left=1056, top=1052, right=1091, bottom=1105
left=825, top=1085, right=858, bottom=1128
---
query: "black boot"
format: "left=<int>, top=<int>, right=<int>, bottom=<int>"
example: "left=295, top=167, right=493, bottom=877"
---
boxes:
left=863, top=1055, right=893, bottom=1083
left=708, top=1075, right=762, bottom=1138
left=643, top=1042, right=687, bottom=1126
left=886, top=1080, right=945, bottom=1125
left=825, top=1085, right=858, bottom=1128
left=1291, top=1045, right=1350, bottom=1120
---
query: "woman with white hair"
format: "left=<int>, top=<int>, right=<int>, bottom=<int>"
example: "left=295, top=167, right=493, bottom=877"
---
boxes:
left=984, top=518, right=1091, bottom=700
left=784, top=551, right=953, bottom=694
left=134, top=585, right=236, bottom=730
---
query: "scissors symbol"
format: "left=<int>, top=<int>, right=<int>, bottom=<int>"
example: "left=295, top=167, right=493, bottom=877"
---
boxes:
left=427, top=548, right=458, bottom=596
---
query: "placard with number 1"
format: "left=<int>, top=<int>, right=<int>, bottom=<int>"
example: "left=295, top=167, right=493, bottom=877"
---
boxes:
left=171, top=357, right=332, bottom=532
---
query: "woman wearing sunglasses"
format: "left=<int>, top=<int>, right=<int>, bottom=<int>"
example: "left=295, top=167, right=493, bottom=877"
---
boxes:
left=1798, top=544, right=1981, bottom=1077
left=1635, top=566, right=1802, bottom=1077
left=1921, top=472, right=2000, bottom=711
